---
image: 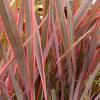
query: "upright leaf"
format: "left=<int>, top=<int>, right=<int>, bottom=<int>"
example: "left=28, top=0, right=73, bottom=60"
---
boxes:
left=80, top=62, right=100, bottom=100
left=24, top=0, right=35, bottom=99
left=32, top=1, right=47, bottom=100
left=0, top=0, right=30, bottom=98
left=0, top=42, right=23, bottom=100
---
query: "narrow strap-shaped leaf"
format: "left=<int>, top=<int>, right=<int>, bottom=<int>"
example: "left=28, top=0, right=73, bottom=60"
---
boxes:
left=0, top=42, right=23, bottom=100
left=84, top=49, right=99, bottom=79
left=80, top=62, right=100, bottom=100
left=55, top=0, right=68, bottom=49
left=75, top=0, right=100, bottom=40
left=43, top=33, right=54, bottom=64
left=42, top=0, right=49, bottom=49
left=69, top=75, right=75, bottom=100
left=8, top=64, right=23, bottom=100
left=51, top=0, right=62, bottom=80
left=51, top=10, right=64, bottom=100
left=18, top=0, right=24, bottom=34
left=66, top=0, right=77, bottom=77
left=34, top=32, right=54, bottom=82
left=55, top=0, right=73, bottom=83
left=0, top=81, right=11, bottom=100
left=82, top=21, right=100, bottom=75
left=24, top=0, right=35, bottom=99
left=32, top=2, right=47, bottom=100
left=74, top=0, right=94, bottom=29
left=56, top=20, right=97, bottom=63
left=0, top=57, right=14, bottom=81
left=0, top=0, right=30, bottom=98
left=73, top=21, right=100, bottom=100
left=35, top=31, right=47, bottom=100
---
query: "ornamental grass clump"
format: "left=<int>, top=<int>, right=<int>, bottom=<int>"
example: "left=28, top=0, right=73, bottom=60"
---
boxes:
left=0, top=0, right=100, bottom=100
